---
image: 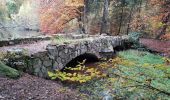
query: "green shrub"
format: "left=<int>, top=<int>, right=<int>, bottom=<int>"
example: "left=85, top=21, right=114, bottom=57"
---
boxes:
left=6, top=2, right=18, bottom=14
left=128, top=32, right=144, bottom=49
left=128, top=32, right=142, bottom=41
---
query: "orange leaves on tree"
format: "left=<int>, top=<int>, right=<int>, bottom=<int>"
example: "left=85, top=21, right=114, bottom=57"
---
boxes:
left=160, top=33, right=170, bottom=40
left=65, top=0, right=84, bottom=7
left=139, top=0, right=170, bottom=38
left=40, top=0, right=84, bottom=34
left=150, top=0, right=164, bottom=6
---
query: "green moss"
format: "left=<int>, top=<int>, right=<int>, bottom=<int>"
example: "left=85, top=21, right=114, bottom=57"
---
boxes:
left=118, top=49, right=164, bottom=65
left=0, top=61, right=20, bottom=78
left=77, top=50, right=170, bottom=99
left=51, top=36, right=72, bottom=44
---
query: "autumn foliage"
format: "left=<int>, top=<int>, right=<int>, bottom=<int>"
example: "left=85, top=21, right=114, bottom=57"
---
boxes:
left=40, top=0, right=84, bottom=34
left=160, top=33, right=170, bottom=40
left=148, top=0, right=170, bottom=38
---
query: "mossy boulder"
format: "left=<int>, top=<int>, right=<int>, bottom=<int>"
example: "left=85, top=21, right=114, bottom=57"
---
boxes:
left=0, top=61, right=20, bottom=78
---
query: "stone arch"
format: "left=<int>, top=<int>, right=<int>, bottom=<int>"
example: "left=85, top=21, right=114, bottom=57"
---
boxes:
left=65, top=53, right=99, bottom=68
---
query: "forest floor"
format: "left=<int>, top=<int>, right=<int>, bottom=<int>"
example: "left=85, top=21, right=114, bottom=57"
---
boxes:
left=140, top=38, right=170, bottom=57
left=0, top=38, right=170, bottom=100
left=0, top=50, right=170, bottom=100
left=0, top=74, right=87, bottom=100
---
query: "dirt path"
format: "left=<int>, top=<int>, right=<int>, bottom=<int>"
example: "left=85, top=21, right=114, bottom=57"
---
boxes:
left=0, top=74, right=85, bottom=100
left=140, top=38, right=170, bottom=57
left=0, top=40, right=51, bottom=55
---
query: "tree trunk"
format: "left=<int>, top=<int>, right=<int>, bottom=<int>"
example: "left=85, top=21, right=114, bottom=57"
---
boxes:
left=138, top=0, right=142, bottom=13
left=83, top=0, right=89, bottom=34
left=78, top=7, right=86, bottom=34
left=118, top=1, right=124, bottom=35
left=126, top=6, right=133, bottom=35
left=100, top=0, right=109, bottom=35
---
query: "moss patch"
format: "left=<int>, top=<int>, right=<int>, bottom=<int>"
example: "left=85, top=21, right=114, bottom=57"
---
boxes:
left=118, top=49, right=165, bottom=65
left=0, top=61, right=20, bottom=78
left=77, top=50, right=170, bottom=99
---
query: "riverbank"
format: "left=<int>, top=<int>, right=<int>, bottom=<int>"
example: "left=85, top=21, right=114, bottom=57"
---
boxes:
left=140, top=38, right=170, bottom=57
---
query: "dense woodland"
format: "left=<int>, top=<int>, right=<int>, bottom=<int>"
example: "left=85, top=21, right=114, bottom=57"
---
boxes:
left=0, top=0, right=170, bottom=39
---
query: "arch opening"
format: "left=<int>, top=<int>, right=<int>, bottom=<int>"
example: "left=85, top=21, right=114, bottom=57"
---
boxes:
left=65, top=53, right=99, bottom=68
left=114, top=46, right=125, bottom=52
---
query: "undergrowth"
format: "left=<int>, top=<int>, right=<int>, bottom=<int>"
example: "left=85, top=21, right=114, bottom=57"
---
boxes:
left=49, top=50, right=170, bottom=99
left=48, top=60, right=107, bottom=83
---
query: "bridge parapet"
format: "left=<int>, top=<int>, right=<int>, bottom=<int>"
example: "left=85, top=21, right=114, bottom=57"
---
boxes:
left=0, top=35, right=129, bottom=78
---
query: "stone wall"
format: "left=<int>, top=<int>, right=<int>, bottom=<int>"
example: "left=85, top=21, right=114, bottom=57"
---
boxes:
left=1, top=35, right=129, bottom=78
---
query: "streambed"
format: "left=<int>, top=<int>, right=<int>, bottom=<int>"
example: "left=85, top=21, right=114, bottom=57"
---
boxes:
left=49, top=50, right=170, bottom=99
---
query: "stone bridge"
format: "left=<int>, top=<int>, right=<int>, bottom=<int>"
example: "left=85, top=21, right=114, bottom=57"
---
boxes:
left=0, top=34, right=129, bottom=78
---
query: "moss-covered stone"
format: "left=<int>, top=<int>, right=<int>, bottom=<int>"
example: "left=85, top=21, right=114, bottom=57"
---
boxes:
left=0, top=61, right=20, bottom=78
